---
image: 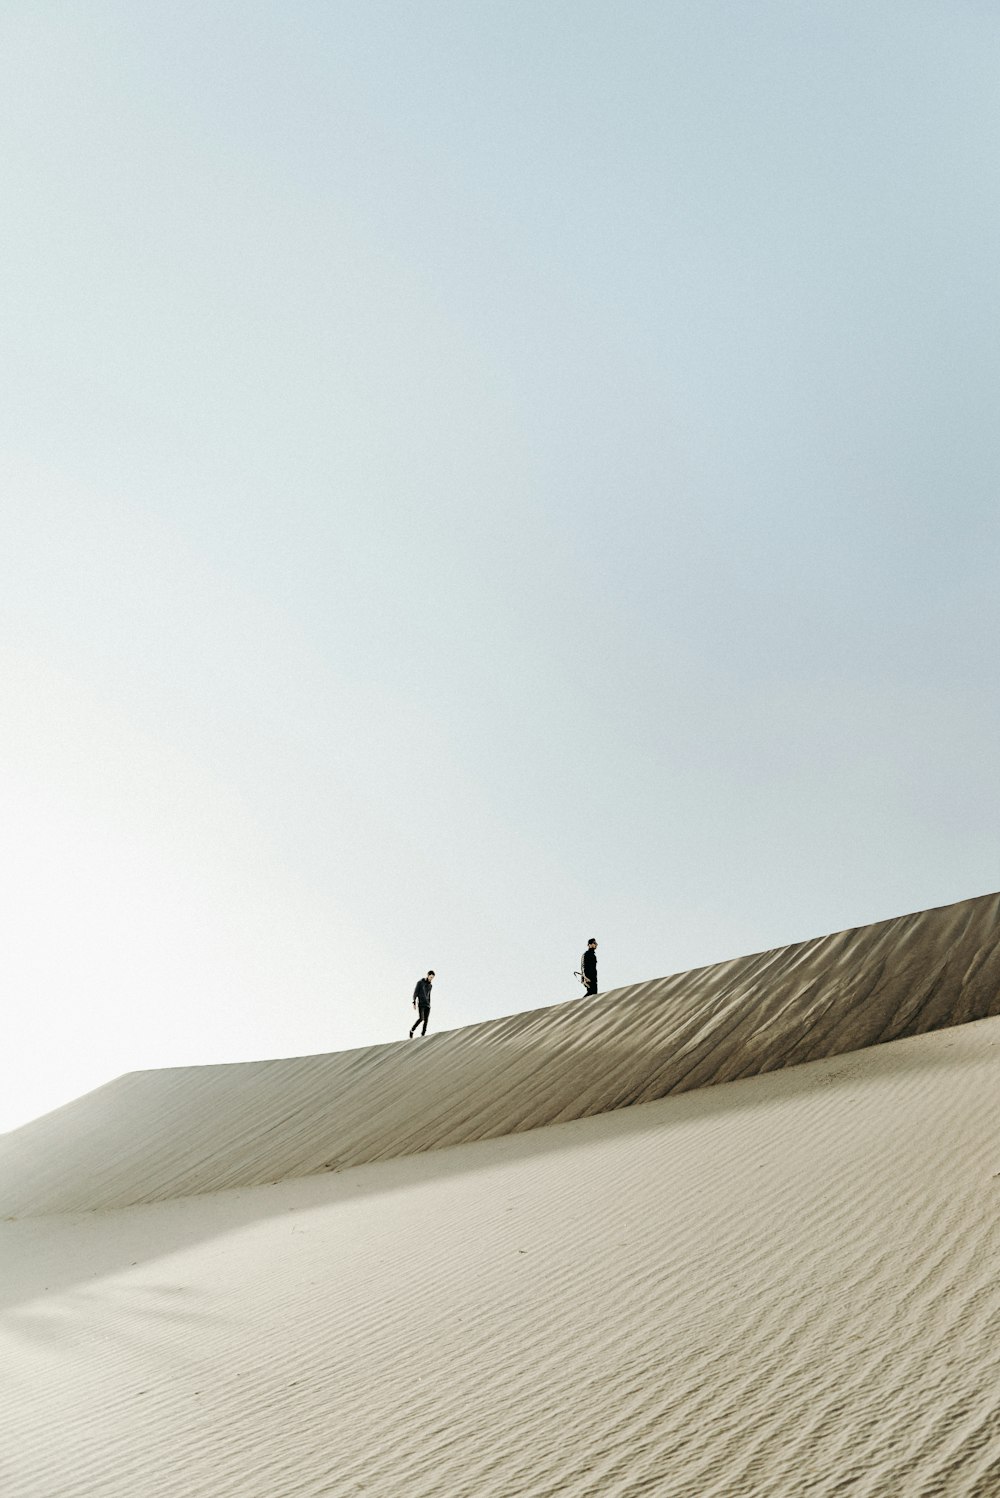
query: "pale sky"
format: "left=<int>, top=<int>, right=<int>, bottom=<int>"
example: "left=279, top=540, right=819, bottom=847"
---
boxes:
left=2, top=1, right=998, bottom=1131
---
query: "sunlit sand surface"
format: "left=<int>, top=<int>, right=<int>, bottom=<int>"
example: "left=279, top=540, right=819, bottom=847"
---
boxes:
left=5, top=892, right=1000, bottom=1495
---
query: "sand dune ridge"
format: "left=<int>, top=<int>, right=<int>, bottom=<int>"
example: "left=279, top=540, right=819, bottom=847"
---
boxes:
left=4, top=889, right=1000, bottom=1216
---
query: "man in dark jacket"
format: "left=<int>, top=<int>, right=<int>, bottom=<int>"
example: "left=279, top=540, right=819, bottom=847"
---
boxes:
left=581, top=939, right=598, bottom=996
left=410, top=970, right=435, bottom=1037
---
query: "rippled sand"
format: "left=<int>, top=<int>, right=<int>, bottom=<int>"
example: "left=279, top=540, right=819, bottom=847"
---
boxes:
left=4, top=892, right=1000, bottom=1495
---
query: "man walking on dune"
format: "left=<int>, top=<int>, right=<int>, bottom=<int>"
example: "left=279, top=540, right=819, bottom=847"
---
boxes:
left=410, top=970, right=435, bottom=1038
left=581, top=938, right=599, bottom=997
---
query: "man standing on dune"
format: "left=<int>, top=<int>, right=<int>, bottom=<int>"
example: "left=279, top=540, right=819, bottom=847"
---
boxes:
left=581, top=938, right=598, bottom=997
left=410, top=970, right=435, bottom=1038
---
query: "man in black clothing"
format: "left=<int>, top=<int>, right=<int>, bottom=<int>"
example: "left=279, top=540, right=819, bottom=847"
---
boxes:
left=581, top=939, right=598, bottom=996
left=410, top=970, right=435, bottom=1037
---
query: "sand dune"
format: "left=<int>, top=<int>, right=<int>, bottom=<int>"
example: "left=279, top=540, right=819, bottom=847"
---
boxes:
left=3, top=890, right=1000, bottom=1216
left=5, top=892, right=1000, bottom=1496
left=4, top=1016, right=1000, bottom=1494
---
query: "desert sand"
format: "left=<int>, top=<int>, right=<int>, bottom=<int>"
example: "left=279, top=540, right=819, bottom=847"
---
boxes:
left=4, top=891, right=1000, bottom=1496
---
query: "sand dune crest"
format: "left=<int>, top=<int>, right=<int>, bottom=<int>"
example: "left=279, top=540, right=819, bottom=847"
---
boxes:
left=3, top=890, right=1000, bottom=1216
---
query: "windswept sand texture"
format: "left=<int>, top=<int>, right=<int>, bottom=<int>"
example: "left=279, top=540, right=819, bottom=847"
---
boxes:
left=4, top=893, right=1000, bottom=1496
left=3, top=891, right=1000, bottom=1217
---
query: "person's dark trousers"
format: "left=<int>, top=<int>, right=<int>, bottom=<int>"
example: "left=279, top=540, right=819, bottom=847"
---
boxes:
left=410, top=1000, right=430, bottom=1037
left=584, top=980, right=598, bottom=997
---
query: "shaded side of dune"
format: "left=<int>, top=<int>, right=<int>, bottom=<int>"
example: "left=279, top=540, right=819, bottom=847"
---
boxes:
left=4, top=890, right=1000, bottom=1216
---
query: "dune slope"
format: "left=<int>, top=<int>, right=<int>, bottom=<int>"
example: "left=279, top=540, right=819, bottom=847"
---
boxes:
left=3, top=890, right=1000, bottom=1215
left=4, top=1015, right=1000, bottom=1497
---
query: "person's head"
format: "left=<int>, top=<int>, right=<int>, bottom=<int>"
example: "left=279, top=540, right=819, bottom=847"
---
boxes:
left=427, top=970, right=435, bottom=982
left=587, top=939, right=597, bottom=950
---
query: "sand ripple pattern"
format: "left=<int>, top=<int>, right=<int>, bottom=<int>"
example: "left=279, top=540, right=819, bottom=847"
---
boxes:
left=4, top=891, right=1000, bottom=1215
left=3, top=1017, right=1000, bottom=1495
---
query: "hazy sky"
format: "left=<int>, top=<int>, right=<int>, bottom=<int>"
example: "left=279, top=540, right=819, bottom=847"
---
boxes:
left=3, top=1, right=998, bottom=1130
